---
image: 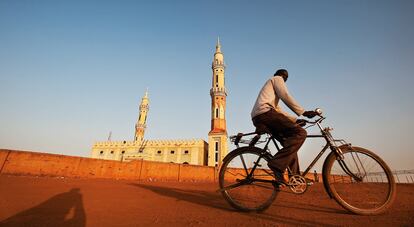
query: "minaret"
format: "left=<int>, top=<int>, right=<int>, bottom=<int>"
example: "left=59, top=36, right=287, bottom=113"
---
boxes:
left=208, top=37, right=228, bottom=167
left=135, top=90, right=149, bottom=142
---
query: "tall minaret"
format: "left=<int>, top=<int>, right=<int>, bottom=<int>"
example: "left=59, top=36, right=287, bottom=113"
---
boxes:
left=135, top=90, right=149, bottom=142
left=208, top=37, right=228, bottom=167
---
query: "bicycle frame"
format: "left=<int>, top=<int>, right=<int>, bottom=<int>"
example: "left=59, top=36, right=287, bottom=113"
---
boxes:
left=233, top=115, right=355, bottom=185
left=259, top=131, right=330, bottom=178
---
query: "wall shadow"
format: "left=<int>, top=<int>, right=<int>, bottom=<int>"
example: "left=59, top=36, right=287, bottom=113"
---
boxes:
left=130, top=183, right=337, bottom=226
left=0, top=188, right=86, bottom=227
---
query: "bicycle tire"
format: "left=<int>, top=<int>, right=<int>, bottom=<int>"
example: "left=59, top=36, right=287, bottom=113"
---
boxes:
left=323, top=145, right=396, bottom=215
left=219, top=146, right=277, bottom=212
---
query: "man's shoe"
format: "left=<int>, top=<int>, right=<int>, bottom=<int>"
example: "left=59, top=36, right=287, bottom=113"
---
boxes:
left=273, top=170, right=288, bottom=185
left=267, top=164, right=288, bottom=185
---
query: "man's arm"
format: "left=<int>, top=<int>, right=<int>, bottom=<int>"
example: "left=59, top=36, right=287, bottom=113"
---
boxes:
left=275, top=105, right=298, bottom=122
left=272, top=76, right=305, bottom=116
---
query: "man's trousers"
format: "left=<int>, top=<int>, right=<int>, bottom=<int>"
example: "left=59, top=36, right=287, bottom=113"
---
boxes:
left=252, top=109, right=307, bottom=174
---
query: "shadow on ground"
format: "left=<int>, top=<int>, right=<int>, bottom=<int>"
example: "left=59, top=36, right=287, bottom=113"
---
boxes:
left=0, top=188, right=86, bottom=227
left=131, top=183, right=342, bottom=226
left=131, top=183, right=231, bottom=211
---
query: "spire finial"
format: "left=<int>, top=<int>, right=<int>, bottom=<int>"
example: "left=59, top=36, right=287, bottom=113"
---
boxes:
left=144, top=88, right=149, bottom=98
left=216, top=36, right=221, bottom=53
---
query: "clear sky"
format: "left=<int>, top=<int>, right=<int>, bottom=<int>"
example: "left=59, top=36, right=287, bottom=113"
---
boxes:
left=0, top=0, right=413, bottom=171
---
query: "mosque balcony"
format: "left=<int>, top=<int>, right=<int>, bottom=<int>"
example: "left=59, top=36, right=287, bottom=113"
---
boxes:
left=210, top=87, right=227, bottom=96
left=136, top=124, right=147, bottom=128
left=139, top=105, right=149, bottom=110
left=211, top=62, right=226, bottom=69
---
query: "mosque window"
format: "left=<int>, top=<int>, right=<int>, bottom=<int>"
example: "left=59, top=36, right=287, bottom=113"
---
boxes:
left=215, top=152, right=218, bottom=162
left=110, top=151, right=114, bottom=154
left=215, top=142, right=219, bottom=151
left=215, top=108, right=219, bottom=118
left=184, top=150, right=189, bottom=155
left=139, top=150, right=143, bottom=153
left=171, top=150, right=175, bottom=154
left=157, top=150, right=162, bottom=154
left=100, top=151, right=104, bottom=155
left=216, top=75, right=218, bottom=83
left=122, top=151, right=125, bottom=154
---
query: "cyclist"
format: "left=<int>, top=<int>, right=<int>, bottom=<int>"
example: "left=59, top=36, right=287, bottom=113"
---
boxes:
left=251, top=69, right=317, bottom=184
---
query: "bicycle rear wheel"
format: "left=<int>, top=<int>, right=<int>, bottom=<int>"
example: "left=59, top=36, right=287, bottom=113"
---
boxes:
left=323, top=146, right=396, bottom=215
left=219, top=146, right=277, bottom=212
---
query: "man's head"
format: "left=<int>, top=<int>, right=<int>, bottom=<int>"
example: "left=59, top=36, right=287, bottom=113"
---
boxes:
left=274, top=69, right=288, bottom=82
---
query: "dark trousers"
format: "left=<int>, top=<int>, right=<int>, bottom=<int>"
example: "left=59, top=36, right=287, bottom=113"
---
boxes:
left=252, top=109, right=307, bottom=175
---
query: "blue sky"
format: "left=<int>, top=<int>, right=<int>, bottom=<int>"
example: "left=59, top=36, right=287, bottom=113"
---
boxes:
left=0, top=0, right=413, bottom=170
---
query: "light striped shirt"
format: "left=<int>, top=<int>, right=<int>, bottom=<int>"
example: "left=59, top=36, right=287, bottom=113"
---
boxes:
left=251, top=76, right=305, bottom=122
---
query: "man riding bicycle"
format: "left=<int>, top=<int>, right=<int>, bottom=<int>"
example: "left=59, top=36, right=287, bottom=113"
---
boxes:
left=251, top=69, right=317, bottom=184
left=219, top=71, right=395, bottom=213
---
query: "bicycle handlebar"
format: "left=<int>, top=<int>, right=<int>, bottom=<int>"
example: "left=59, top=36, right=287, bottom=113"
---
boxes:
left=299, top=108, right=325, bottom=126
left=230, top=108, right=326, bottom=144
left=300, top=116, right=325, bottom=125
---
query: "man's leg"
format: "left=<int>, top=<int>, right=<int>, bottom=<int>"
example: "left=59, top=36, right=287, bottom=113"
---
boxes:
left=253, top=109, right=306, bottom=175
left=269, top=125, right=306, bottom=174
left=272, top=136, right=300, bottom=175
left=288, top=153, right=300, bottom=175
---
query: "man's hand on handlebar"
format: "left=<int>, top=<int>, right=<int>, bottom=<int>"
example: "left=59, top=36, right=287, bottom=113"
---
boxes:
left=303, top=110, right=318, bottom=118
left=296, top=119, right=307, bottom=127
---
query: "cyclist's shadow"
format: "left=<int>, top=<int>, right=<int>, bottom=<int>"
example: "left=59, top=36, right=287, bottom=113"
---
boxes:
left=131, top=183, right=290, bottom=213
left=130, top=183, right=231, bottom=211
left=131, top=183, right=341, bottom=226
left=0, top=188, right=86, bottom=227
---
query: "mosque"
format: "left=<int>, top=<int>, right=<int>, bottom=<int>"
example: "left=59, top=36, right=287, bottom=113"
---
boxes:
left=91, top=39, right=228, bottom=167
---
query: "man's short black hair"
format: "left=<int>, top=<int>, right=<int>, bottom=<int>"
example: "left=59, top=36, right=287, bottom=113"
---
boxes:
left=274, top=69, right=288, bottom=81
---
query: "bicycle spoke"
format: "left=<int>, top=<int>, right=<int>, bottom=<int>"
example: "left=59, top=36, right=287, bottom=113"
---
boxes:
left=219, top=181, right=246, bottom=192
left=251, top=182, right=275, bottom=190
left=239, top=154, right=249, bottom=176
left=225, top=170, right=246, bottom=178
left=350, top=151, right=364, bottom=177
left=253, top=173, right=273, bottom=177
left=355, top=152, right=368, bottom=176
left=262, top=168, right=274, bottom=177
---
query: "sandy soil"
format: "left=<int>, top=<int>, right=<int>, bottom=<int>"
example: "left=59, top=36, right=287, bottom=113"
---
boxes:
left=0, top=175, right=413, bottom=226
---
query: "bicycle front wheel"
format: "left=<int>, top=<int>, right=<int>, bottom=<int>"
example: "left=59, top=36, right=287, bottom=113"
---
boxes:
left=219, top=146, right=277, bottom=212
left=323, top=146, right=396, bottom=215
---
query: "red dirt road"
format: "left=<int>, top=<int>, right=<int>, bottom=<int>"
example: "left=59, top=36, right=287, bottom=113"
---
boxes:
left=0, top=175, right=413, bottom=226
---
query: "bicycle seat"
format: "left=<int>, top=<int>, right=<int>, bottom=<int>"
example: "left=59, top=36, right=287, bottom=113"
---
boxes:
left=255, top=123, right=271, bottom=135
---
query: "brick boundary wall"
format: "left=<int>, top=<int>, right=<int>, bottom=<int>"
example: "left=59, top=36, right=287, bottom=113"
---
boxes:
left=0, top=149, right=320, bottom=183
left=0, top=149, right=217, bottom=182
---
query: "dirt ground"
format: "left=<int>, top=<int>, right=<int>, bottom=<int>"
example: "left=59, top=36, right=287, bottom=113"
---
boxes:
left=0, top=175, right=413, bottom=227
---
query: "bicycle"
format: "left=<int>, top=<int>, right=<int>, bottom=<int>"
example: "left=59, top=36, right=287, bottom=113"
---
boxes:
left=218, top=109, right=396, bottom=215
